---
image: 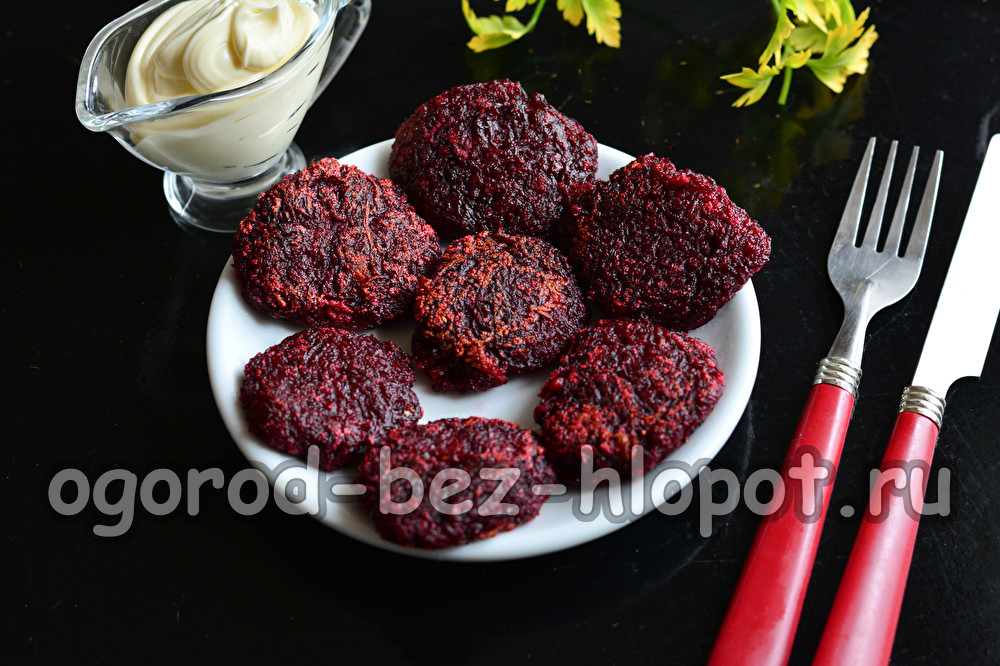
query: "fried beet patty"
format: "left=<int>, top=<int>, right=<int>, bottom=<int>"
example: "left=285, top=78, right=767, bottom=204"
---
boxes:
left=534, top=319, right=724, bottom=484
left=240, top=327, right=421, bottom=471
left=233, top=157, right=441, bottom=331
left=412, top=230, right=588, bottom=392
left=388, top=79, right=599, bottom=238
left=356, top=417, right=556, bottom=549
left=565, top=154, right=770, bottom=331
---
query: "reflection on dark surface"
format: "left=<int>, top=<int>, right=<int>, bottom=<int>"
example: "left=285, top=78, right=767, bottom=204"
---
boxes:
left=253, top=411, right=755, bottom=665
left=639, top=30, right=871, bottom=215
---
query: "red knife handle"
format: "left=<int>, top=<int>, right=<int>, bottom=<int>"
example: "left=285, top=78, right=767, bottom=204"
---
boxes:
left=709, top=381, right=855, bottom=666
left=813, top=408, right=940, bottom=666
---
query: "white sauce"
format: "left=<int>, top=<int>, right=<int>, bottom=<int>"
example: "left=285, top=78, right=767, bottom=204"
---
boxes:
left=123, top=0, right=327, bottom=182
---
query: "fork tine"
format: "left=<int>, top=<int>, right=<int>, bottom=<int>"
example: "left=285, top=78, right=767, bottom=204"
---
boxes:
left=861, top=140, right=899, bottom=248
left=883, top=147, right=920, bottom=255
left=834, top=137, right=877, bottom=248
left=903, top=148, right=944, bottom=260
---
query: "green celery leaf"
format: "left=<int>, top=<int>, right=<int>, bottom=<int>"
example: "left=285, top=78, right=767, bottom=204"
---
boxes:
left=845, top=6, right=871, bottom=41
left=462, top=0, right=549, bottom=51
left=505, top=0, right=535, bottom=12
left=782, top=48, right=813, bottom=69
left=462, top=0, right=534, bottom=51
left=557, top=0, right=585, bottom=26
left=462, top=0, right=487, bottom=33
left=721, top=65, right=779, bottom=107
left=468, top=31, right=520, bottom=51
left=725, top=0, right=876, bottom=107
left=827, top=0, right=858, bottom=28
left=581, top=0, right=622, bottom=47
left=790, top=0, right=827, bottom=32
left=474, top=13, right=529, bottom=37
left=807, top=21, right=877, bottom=92
left=789, top=23, right=828, bottom=52
left=761, top=10, right=796, bottom=65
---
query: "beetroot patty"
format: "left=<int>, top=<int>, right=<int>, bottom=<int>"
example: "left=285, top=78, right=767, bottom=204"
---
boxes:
left=534, top=319, right=724, bottom=484
left=240, top=327, right=421, bottom=471
left=233, top=157, right=441, bottom=331
left=565, top=154, right=770, bottom=330
left=356, top=417, right=556, bottom=549
left=412, top=230, right=588, bottom=392
left=388, top=79, right=599, bottom=238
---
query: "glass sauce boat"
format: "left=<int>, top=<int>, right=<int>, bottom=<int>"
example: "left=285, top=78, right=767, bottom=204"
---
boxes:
left=76, top=0, right=370, bottom=233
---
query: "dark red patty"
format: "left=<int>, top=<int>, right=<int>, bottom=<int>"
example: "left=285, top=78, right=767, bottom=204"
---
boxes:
left=388, top=78, right=599, bottom=238
left=412, top=230, right=588, bottom=392
left=233, top=157, right=441, bottom=331
left=356, top=417, right=556, bottom=549
left=534, top=318, right=725, bottom=484
left=564, top=154, right=770, bottom=331
left=240, top=327, right=421, bottom=471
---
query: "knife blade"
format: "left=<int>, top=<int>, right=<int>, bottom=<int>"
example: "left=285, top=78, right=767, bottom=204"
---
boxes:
left=813, top=133, right=1000, bottom=666
left=909, top=134, right=1000, bottom=397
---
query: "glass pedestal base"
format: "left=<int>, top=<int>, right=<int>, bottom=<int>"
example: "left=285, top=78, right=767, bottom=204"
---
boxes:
left=163, top=143, right=307, bottom=234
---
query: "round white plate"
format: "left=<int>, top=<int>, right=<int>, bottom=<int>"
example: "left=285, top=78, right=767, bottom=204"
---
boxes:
left=206, top=139, right=761, bottom=562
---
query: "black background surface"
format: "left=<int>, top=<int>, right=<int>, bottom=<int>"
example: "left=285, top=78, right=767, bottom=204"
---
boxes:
left=4, top=1, right=999, bottom=663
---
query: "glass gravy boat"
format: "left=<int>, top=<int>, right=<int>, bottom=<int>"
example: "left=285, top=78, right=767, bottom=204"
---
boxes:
left=76, top=0, right=370, bottom=233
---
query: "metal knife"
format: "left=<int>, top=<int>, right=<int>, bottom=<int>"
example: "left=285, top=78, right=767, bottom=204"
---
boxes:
left=813, top=133, right=1000, bottom=666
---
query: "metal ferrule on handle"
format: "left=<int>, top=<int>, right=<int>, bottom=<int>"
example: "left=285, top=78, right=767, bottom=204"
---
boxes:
left=813, top=356, right=862, bottom=397
left=898, top=385, right=946, bottom=427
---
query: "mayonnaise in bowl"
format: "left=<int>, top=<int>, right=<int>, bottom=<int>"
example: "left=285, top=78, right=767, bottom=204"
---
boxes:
left=124, top=0, right=329, bottom=182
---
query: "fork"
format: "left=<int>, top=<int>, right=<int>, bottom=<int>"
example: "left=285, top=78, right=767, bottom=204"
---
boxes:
left=708, top=138, right=944, bottom=666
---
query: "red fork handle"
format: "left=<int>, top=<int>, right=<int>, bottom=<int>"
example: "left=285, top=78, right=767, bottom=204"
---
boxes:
left=813, top=409, right=939, bottom=666
left=709, top=382, right=855, bottom=666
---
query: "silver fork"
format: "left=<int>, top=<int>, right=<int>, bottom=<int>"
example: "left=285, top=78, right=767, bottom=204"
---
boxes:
left=709, top=137, right=944, bottom=666
left=822, top=139, right=943, bottom=390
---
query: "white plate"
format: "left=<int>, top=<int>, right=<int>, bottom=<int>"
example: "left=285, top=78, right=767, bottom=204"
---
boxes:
left=206, top=139, right=761, bottom=562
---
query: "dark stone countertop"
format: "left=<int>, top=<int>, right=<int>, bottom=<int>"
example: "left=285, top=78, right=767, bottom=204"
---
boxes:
left=4, top=1, right=998, bottom=663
